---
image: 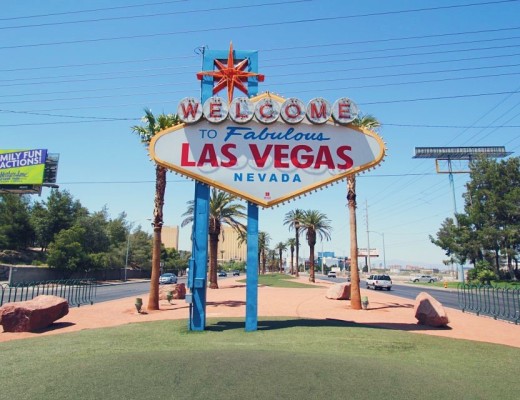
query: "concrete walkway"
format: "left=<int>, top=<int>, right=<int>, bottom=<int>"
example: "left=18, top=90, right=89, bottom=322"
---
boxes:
left=1, top=276, right=518, bottom=347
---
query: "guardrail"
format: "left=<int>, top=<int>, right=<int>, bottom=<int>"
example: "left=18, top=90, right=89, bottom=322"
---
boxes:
left=0, top=279, right=97, bottom=307
left=457, top=283, right=520, bottom=324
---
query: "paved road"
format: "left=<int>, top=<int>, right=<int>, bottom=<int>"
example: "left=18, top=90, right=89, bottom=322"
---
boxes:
left=320, top=275, right=460, bottom=309
left=97, top=275, right=459, bottom=309
left=95, top=275, right=228, bottom=303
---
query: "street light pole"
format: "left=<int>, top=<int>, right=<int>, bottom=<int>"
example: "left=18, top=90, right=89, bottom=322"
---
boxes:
left=125, top=231, right=131, bottom=282
left=381, top=233, right=386, bottom=272
left=366, top=200, right=371, bottom=274
left=369, top=231, right=386, bottom=272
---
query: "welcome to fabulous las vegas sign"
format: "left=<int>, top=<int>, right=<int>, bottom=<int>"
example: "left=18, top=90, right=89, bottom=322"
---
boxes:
left=150, top=45, right=386, bottom=207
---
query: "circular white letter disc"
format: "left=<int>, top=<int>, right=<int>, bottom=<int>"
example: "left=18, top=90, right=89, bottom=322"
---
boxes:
left=229, top=97, right=254, bottom=124
left=177, top=97, right=202, bottom=124
left=306, top=97, right=332, bottom=124
left=254, top=97, right=280, bottom=124
left=203, top=96, right=228, bottom=123
left=332, top=97, right=359, bottom=124
left=280, top=97, right=306, bottom=124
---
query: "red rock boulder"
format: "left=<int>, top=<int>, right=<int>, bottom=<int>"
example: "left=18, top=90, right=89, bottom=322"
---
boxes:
left=326, top=283, right=351, bottom=300
left=414, top=292, right=450, bottom=327
left=159, top=283, right=186, bottom=300
left=0, top=295, right=69, bottom=332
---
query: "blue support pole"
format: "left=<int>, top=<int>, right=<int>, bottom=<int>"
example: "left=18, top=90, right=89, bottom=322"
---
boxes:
left=245, top=202, right=259, bottom=331
left=189, top=182, right=210, bottom=331
left=189, top=46, right=261, bottom=331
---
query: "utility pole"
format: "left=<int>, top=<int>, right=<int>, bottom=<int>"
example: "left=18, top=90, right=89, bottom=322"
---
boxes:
left=366, top=200, right=371, bottom=274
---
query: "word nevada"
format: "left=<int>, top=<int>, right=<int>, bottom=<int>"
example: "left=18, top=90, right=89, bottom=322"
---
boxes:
left=177, top=95, right=359, bottom=125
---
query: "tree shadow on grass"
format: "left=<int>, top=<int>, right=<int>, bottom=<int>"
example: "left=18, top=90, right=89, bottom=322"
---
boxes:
left=367, top=302, right=415, bottom=310
left=206, top=318, right=452, bottom=332
left=30, top=321, right=76, bottom=334
left=207, top=318, right=356, bottom=332
left=207, top=300, right=246, bottom=308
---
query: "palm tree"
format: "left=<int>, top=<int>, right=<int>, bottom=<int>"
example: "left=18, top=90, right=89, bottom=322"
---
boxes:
left=286, top=238, right=296, bottom=274
left=346, top=176, right=361, bottom=309
left=268, top=249, right=277, bottom=272
left=132, top=109, right=179, bottom=311
left=348, top=113, right=382, bottom=309
left=258, top=231, right=271, bottom=274
left=275, top=241, right=287, bottom=273
left=351, top=113, right=381, bottom=131
left=181, top=188, right=246, bottom=289
left=299, top=210, right=332, bottom=283
left=284, top=209, right=304, bottom=277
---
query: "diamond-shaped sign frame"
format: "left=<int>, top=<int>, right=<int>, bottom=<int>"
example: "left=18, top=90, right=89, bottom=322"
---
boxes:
left=150, top=93, right=386, bottom=207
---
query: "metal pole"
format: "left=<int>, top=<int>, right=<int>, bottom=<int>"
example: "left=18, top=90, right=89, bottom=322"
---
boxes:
left=382, top=233, right=386, bottom=272
left=124, top=233, right=130, bottom=282
left=368, top=230, right=386, bottom=272
left=366, top=200, right=371, bottom=274
left=321, top=239, right=324, bottom=275
left=245, top=202, right=259, bottom=331
left=448, top=159, right=464, bottom=282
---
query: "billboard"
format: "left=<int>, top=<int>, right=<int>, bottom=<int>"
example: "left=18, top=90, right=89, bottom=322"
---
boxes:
left=358, top=248, right=379, bottom=257
left=151, top=93, right=386, bottom=207
left=0, top=149, right=47, bottom=186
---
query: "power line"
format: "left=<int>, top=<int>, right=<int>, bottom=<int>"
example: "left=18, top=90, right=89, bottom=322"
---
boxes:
left=383, top=123, right=520, bottom=128
left=361, top=90, right=520, bottom=105
left=3, top=65, right=520, bottom=105
left=2, top=25, right=519, bottom=73
left=0, top=0, right=189, bottom=21
left=2, top=51, right=518, bottom=100
left=1, top=1, right=518, bottom=50
left=55, top=172, right=439, bottom=186
left=0, top=1, right=312, bottom=30
left=2, top=45, right=519, bottom=90
left=270, top=43, right=520, bottom=69
left=4, top=38, right=520, bottom=85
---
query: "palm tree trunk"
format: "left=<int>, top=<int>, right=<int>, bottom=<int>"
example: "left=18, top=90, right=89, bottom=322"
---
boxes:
left=262, top=249, right=266, bottom=274
left=295, top=227, right=300, bottom=277
left=309, top=243, right=315, bottom=283
left=290, top=247, right=294, bottom=275
left=347, top=176, right=361, bottom=310
left=148, top=165, right=166, bottom=311
left=208, top=233, right=219, bottom=289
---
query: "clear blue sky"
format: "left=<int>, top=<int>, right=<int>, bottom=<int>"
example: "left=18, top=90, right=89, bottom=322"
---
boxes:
left=2, top=0, right=519, bottom=268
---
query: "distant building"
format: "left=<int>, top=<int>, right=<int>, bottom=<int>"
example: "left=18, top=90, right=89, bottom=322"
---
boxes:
left=216, top=226, right=247, bottom=262
left=162, top=225, right=179, bottom=250
left=318, top=251, right=335, bottom=258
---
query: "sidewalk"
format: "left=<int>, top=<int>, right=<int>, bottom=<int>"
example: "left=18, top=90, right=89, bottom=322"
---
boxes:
left=1, top=276, right=518, bottom=347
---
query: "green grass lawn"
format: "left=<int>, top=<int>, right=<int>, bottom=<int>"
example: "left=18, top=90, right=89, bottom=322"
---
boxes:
left=239, top=273, right=319, bottom=288
left=1, top=318, right=519, bottom=400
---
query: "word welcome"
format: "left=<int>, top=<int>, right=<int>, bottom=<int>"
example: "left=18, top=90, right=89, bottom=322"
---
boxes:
left=177, top=96, right=359, bottom=125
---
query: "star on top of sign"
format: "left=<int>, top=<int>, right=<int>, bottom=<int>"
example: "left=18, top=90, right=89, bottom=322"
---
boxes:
left=196, top=42, right=265, bottom=103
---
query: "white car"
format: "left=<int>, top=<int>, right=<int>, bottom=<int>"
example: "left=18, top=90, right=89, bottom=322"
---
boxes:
left=366, top=274, right=392, bottom=290
left=159, top=273, right=178, bottom=284
left=327, top=271, right=337, bottom=278
left=410, top=275, right=436, bottom=283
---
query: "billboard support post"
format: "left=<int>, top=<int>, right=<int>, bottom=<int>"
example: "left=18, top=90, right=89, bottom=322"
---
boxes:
left=188, top=46, right=261, bottom=331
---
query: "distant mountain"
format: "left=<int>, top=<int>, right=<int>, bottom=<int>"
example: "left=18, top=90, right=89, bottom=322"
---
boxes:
left=385, top=259, right=450, bottom=270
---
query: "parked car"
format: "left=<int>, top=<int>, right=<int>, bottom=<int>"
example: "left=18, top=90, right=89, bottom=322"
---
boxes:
left=232, top=270, right=240, bottom=276
left=327, top=271, right=337, bottom=278
left=410, top=275, right=436, bottom=283
left=159, top=273, right=178, bottom=284
left=218, top=271, right=227, bottom=277
left=366, top=274, right=392, bottom=290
